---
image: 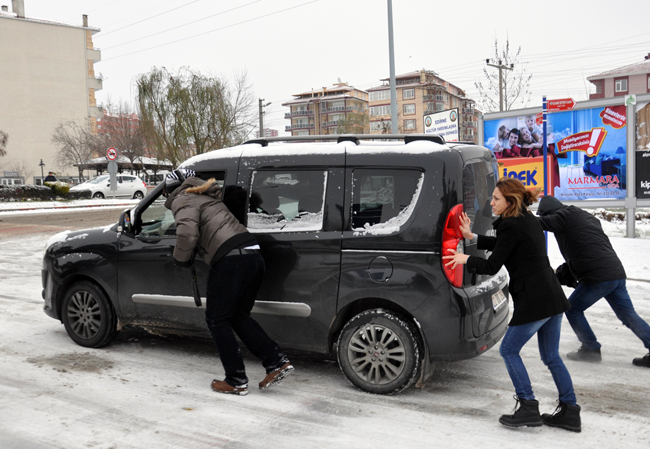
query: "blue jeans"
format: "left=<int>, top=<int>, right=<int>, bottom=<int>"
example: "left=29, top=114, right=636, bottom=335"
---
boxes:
left=500, top=314, right=576, bottom=405
left=566, top=279, right=650, bottom=351
left=205, top=253, right=287, bottom=387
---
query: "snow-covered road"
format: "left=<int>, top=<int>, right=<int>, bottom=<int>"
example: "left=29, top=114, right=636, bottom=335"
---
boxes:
left=0, top=222, right=649, bottom=448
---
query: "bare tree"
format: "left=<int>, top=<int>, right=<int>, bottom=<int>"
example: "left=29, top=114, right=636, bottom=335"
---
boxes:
left=5, top=160, right=34, bottom=184
left=99, top=100, right=146, bottom=171
left=0, top=130, right=7, bottom=157
left=51, top=120, right=97, bottom=182
left=136, top=67, right=257, bottom=167
left=335, top=110, right=369, bottom=134
left=474, top=38, right=533, bottom=112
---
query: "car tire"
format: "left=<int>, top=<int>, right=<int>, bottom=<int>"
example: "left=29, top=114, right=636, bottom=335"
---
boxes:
left=61, top=281, right=118, bottom=348
left=92, top=192, right=104, bottom=199
left=337, top=309, right=421, bottom=395
left=133, top=191, right=144, bottom=199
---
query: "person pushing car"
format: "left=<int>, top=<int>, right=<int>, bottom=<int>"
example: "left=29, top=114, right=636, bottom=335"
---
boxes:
left=163, top=168, right=294, bottom=395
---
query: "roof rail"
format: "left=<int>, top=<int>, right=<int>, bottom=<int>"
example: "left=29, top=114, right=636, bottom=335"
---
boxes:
left=243, top=133, right=445, bottom=146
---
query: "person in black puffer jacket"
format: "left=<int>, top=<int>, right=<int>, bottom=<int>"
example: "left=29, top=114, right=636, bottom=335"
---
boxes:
left=537, top=196, right=650, bottom=369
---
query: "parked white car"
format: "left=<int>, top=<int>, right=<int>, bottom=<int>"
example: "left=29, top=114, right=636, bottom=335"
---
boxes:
left=70, top=174, right=147, bottom=199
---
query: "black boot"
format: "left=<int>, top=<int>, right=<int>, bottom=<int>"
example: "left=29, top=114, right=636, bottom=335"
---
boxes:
left=541, top=401, right=581, bottom=432
left=566, top=345, right=601, bottom=362
left=499, top=396, right=543, bottom=428
left=632, top=352, right=650, bottom=367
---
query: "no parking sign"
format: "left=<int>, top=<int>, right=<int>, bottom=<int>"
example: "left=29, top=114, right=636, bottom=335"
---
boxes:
left=107, top=147, right=117, bottom=161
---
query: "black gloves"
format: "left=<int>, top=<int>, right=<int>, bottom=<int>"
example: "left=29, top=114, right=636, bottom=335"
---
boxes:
left=556, top=263, right=578, bottom=288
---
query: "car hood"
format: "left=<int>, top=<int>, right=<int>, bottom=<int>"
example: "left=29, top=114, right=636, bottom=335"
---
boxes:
left=45, top=224, right=118, bottom=254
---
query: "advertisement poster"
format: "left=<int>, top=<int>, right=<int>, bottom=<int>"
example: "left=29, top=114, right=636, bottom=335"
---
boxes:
left=637, top=101, right=650, bottom=198
left=484, top=105, right=627, bottom=200
left=424, top=108, right=459, bottom=142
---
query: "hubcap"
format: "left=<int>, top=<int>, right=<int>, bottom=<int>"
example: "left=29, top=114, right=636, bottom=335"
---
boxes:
left=67, top=291, right=101, bottom=339
left=346, top=324, right=406, bottom=385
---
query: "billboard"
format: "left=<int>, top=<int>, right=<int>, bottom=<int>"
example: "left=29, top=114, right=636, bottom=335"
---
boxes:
left=484, top=105, right=627, bottom=200
left=424, top=108, right=459, bottom=142
left=637, top=101, right=650, bottom=197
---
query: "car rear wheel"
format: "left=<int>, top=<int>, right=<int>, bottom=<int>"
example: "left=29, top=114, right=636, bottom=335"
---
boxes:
left=133, top=191, right=144, bottom=199
left=61, top=281, right=118, bottom=348
left=337, top=309, right=421, bottom=395
left=92, top=192, right=104, bottom=199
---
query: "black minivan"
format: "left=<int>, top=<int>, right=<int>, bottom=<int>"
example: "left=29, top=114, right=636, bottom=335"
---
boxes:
left=42, top=134, right=510, bottom=395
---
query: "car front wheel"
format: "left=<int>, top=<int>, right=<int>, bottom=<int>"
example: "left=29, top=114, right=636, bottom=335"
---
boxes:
left=92, top=192, right=104, bottom=199
left=133, top=191, right=144, bottom=199
left=337, top=309, right=421, bottom=395
left=61, top=281, right=118, bottom=348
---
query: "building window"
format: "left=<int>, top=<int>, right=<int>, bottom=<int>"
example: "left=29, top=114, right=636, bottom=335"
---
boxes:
left=370, top=90, right=391, bottom=102
left=402, top=89, right=415, bottom=99
left=647, top=75, right=650, bottom=92
left=370, top=121, right=390, bottom=132
left=404, top=119, right=416, bottom=130
left=403, top=104, right=415, bottom=115
left=615, top=78, right=628, bottom=93
left=370, top=105, right=390, bottom=116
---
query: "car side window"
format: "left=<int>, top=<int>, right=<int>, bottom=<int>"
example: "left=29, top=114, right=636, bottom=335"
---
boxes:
left=351, top=169, right=423, bottom=232
left=139, top=196, right=177, bottom=237
left=463, top=160, right=495, bottom=236
left=247, top=170, right=327, bottom=233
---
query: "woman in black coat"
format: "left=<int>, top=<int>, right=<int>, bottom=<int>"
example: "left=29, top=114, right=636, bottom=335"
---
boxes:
left=444, top=177, right=581, bottom=432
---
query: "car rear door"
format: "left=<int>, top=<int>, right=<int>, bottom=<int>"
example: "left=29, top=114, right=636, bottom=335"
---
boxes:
left=237, top=143, right=345, bottom=353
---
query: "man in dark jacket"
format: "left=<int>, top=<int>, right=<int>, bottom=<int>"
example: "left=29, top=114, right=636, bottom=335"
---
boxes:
left=44, top=172, right=57, bottom=182
left=537, top=196, right=650, bottom=367
left=164, top=168, right=294, bottom=395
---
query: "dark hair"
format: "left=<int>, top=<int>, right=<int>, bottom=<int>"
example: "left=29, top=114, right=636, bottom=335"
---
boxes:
left=508, top=128, right=520, bottom=138
left=495, top=177, right=540, bottom=218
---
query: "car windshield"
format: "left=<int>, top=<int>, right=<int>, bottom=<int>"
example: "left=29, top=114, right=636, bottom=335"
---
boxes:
left=88, top=175, right=110, bottom=185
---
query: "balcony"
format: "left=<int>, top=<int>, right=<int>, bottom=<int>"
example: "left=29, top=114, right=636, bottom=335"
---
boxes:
left=285, top=123, right=315, bottom=131
left=88, top=76, right=103, bottom=91
left=86, top=48, right=101, bottom=62
left=462, top=108, right=474, bottom=115
left=322, top=120, right=342, bottom=127
left=284, top=110, right=314, bottom=118
left=322, top=106, right=355, bottom=113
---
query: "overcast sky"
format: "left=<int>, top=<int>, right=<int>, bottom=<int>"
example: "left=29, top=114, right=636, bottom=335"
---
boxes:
left=20, top=0, right=650, bottom=134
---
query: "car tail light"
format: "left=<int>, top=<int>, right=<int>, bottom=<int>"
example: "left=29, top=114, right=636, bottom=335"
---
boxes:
left=442, top=204, right=464, bottom=288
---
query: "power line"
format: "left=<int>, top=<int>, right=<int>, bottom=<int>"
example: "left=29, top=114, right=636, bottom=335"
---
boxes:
left=98, top=0, right=201, bottom=37
left=103, top=0, right=318, bottom=61
left=103, top=0, right=262, bottom=50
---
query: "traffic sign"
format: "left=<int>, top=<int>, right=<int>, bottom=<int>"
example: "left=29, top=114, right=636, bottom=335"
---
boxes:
left=547, top=98, right=576, bottom=112
left=625, top=94, right=637, bottom=106
left=107, top=147, right=117, bottom=161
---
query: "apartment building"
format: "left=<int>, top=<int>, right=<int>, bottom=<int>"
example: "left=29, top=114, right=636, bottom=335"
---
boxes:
left=0, top=1, right=101, bottom=185
left=588, top=53, right=650, bottom=100
left=282, top=82, right=369, bottom=136
left=367, top=69, right=477, bottom=142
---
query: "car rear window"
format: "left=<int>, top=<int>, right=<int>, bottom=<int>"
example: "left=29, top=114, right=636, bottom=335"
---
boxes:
left=463, top=160, right=496, bottom=236
left=247, top=170, right=327, bottom=233
left=350, top=169, right=423, bottom=232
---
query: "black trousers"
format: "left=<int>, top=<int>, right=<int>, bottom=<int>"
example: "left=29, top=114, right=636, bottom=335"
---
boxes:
left=205, top=252, right=286, bottom=387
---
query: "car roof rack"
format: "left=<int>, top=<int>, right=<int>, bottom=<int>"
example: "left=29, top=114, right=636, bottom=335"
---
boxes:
left=243, top=133, right=446, bottom=147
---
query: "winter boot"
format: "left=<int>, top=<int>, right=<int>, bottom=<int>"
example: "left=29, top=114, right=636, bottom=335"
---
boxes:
left=632, top=352, right=650, bottom=367
left=541, top=401, right=581, bottom=432
left=211, top=379, right=248, bottom=396
left=259, top=362, right=294, bottom=390
left=566, top=345, right=601, bottom=362
left=499, top=396, right=543, bottom=428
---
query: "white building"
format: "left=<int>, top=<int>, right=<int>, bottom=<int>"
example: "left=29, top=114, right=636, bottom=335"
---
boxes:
left=0, top=0, right=102, bottom=185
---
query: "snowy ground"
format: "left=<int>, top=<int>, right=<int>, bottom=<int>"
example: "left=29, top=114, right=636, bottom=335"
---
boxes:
left=0, top=202, right=649, bottom=448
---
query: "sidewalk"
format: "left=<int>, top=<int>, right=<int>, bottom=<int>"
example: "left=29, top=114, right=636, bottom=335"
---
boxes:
left=0, top=198, right=139, bottom=214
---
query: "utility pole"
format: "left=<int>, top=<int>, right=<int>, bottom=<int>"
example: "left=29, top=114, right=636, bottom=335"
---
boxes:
left=258, top=98, right=271, bottom=137
left=486, top=59, right=514, bottom=111
left=387, top=0, right=397, bottom=134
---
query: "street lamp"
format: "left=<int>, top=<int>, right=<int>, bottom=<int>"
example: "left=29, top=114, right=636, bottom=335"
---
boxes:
left=39, top=159, right=45, bottom=185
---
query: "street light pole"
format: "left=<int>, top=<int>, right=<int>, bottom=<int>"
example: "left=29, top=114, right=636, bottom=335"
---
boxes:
left=259, top=99, right=271, bottom=137
left=39, top=159, right=45, bottom=185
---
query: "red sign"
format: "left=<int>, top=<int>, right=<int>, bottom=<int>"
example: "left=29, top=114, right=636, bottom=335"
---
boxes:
left=107, top=147, right=117, bottom=161
left=556, top=127, right=607, bottom=157
left=547, top=98, right=576, bottom=112
left=599, top=105, right=626, bottom=129
left=535, top=112, right=543, bottom=125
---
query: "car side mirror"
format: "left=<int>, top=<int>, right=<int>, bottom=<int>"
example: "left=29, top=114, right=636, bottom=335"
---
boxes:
left=118, top=209, right=132, bottom=234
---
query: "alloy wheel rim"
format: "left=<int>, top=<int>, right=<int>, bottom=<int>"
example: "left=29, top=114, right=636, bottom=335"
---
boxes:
left=346, top=324, right=406, bottom=385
